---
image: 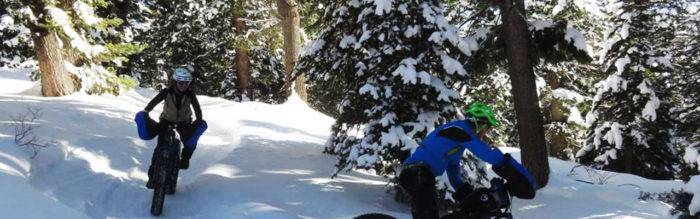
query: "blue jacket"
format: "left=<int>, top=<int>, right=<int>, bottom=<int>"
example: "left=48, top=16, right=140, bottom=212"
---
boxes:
left=404, top=120, right=537, bottom=198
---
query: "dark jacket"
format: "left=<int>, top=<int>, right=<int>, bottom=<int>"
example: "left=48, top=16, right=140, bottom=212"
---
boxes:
left=144, top=85, right=202, bottom=123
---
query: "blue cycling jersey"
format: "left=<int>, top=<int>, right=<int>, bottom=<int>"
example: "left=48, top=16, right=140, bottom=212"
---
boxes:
left=404, top=120, right=508, bottom=188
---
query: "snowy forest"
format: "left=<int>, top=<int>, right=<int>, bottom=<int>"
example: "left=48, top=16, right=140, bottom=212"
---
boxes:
left=0, top=0, right=698, bottom=218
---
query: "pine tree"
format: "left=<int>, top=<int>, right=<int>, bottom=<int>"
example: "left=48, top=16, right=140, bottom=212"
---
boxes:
left=100, top=0, right=154, bottom=77
left=233, top=0, right=253, bottom=100
left=526, top=0, right=604, bottom=161
left=131, top=0, right=286, bottom=103
left=297, top=0, right=488, bottom=188
left=276, top=0, right=306, bottom=100
left=0, top=1, right=33, bottom=67
left=576, top=0, right=680, bottom=180
left=457, top=1, right=598, bottom=158
left=462, top=70, right=519, bottom=148
left=670, top=1, right=700, bottom=180
left=6, top=0, right=142, bottom=96
left=298, top=0, right=327, bottom=38
left=454, top=0, right=593, bottom=187
left=449, top=1, right=520, bottom=150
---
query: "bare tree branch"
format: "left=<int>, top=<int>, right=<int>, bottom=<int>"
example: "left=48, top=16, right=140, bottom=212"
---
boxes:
left=10, top=106, right=54, bottom=158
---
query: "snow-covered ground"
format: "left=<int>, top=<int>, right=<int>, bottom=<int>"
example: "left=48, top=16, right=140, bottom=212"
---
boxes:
left=0, top=67, right=686, bottom=218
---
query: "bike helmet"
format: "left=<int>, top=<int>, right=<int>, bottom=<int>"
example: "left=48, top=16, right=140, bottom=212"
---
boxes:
left=464, top=102, right=499, bottom=127
left=173, top=67, right=192, bottom=82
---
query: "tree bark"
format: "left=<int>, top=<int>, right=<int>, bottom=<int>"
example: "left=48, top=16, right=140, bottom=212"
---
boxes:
left=546, top=71, right=569, bottom=159
left=61, top=43, right=82, bottom=66
left=276, top=0, right=307, bottom=101
left=32, top=30, right=79, bottom=97
left=546, top=72, right=566, bottom=123
left=294, top=74, right=307, bottom=101
left=57, top=0, right=82, bottom=66
left=233, top=15, right=252, bottom=100
left=501, top=0, right=550, bottom=188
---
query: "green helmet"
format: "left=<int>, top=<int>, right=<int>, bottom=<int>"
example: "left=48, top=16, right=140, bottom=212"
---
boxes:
left=464, top=102, right=499, bottom=127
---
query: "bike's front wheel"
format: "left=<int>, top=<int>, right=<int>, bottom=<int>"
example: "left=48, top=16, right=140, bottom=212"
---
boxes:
left=150, top=151, right=170, bottom=216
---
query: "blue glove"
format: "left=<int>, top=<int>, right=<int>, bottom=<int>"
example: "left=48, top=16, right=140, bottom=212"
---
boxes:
left=135, top=111, right=153, bottom=140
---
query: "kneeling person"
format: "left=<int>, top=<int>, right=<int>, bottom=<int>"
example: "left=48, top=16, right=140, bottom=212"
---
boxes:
left=400, top=102, right=536, bottom=219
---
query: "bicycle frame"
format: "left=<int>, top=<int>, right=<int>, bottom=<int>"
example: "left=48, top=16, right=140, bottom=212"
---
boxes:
left=439, top=178, right=513, bottom=219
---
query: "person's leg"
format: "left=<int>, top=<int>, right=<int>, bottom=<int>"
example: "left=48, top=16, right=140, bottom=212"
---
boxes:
left=145, top=114, right=161, bottom=138
left=146, top=121, right=169, bottom=188
left=399, top=164, right=439, bottom=219
left=176, top=122, right=197, bottom=169
left=177, top=122, right=196, bottom=144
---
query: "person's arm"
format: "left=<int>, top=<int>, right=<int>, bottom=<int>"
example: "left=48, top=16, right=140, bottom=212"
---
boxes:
left=190, top=92, right=202, bottom=120
left=464, top=139, right=505, bottom=165
left=465, top=140, right=535, bottom=199
left=492, top=153, right=537, bottom=199
left=437, top=125, right=505, bottom=165
left=144, top=89, right=168, bottom=112
left=436, top=125, right=535, bottom=198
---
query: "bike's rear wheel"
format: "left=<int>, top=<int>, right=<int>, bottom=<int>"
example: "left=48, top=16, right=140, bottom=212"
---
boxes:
left=440, top=211, right=512, bottom=219
left=354, top=213, right=396, bottom=219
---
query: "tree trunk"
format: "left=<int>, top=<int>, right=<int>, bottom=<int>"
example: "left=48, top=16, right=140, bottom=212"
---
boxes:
left=32, top=30, right=79, bottom=97
left=546, top=72, right=566, bottom=123
left=233, top=15, right=252, bottom=100
left=61, top=43, right=82, bottom=66
left=56, top=0, right=82, bottom=66
left=546, top=71, right=569, bottom=159
left=276, top=0, right=307, bottom=101
left=501, top=0, right=550, bottom=188
left=294, top=75, right=307, bottom=100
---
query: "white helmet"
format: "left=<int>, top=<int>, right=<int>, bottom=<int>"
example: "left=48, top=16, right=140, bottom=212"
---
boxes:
left=173, top=67, right=192, bottom=82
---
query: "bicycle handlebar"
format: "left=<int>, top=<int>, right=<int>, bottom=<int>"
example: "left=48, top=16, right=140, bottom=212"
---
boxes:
left=489, top=178, right=510, bottom=210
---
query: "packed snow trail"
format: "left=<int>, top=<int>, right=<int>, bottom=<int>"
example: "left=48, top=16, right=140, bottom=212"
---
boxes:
left=0, top=68, right=408, bottom=218
left=0, top=68, right=686, bottom=218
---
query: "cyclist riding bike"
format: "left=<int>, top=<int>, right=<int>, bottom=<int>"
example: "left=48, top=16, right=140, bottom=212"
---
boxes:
left=400, top=102, right=536, bottom=219
left=135, top=67, right=208, bottom=189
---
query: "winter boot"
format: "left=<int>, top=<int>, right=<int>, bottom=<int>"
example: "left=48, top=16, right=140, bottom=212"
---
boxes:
left=179, top=148, right=194, bottom=169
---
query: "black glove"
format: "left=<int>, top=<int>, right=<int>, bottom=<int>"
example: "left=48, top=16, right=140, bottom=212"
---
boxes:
left=488, top=178, right=511, bottom=209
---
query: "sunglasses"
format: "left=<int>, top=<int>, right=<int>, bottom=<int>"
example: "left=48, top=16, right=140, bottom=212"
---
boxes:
left=176, top=81, right=190, bottom=86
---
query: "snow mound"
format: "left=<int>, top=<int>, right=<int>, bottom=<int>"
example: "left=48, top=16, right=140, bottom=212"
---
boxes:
left=0, top=67, right=39, bottom=95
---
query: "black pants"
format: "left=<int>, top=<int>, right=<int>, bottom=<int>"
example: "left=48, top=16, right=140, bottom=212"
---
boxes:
left=143, top=115, right=197, bottom=144
left=144, top=115, right=196, bottom=182
left=399, top=163, right=439, bottom=219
